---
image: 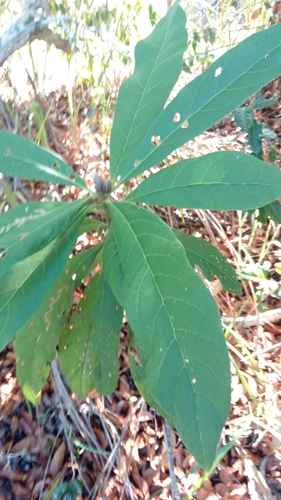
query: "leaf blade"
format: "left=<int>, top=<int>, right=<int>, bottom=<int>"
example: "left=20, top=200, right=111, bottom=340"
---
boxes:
left=0, top=207, right=87, bottom=351
left=110, top=0, right=187, bottom=181
left=0, top=198, right=89, bottom=276
left=127, top=151, right=281, bottom=210
left=58, top=271, right=123, bottom=397
left=102, top=223, right=125, bottom=306
left=108, top=202, right=230, bottom=470
left=0, top=131, right=88, bottom=190
left=14, top=245, right=101, bottom=403
left=173, top=230, right=241, bottom=294
left=119, top=23, right=281, bottom=183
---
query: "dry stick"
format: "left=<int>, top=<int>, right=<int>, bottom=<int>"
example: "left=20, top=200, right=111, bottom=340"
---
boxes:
left=236, top=446, right=275, bottom=500
left=51, top=360, right=104, bottom=468
left=223, top=308, right=281, bottom=328
left=163, top=420, right=181, bottom=500
left=89, top=398, right=144, bottom=499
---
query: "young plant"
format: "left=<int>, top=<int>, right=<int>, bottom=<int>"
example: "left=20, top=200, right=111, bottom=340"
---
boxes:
left=234, top=92, right=279, bottom=158
left=1, top=0, right=281, bottom=470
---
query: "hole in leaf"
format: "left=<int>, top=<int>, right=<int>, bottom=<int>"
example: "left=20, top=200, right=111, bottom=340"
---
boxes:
left=52, top=162, right=58, bottom=169
left=173, top=113, right=181, bottom=122
left=151, top=135, right=161, bottom=147
left=69, top=174, right=75, bottom=181
left=134, top=159, right=140, bottom=167
left=192, top=378, right=196, bottom=384
left=4, top=148, right=10, bottom=155
left=214, top=67, right=222, bottom=77
left=0, top=247, right=6, bottom=259
left=181, top=120, right=189, bottom=129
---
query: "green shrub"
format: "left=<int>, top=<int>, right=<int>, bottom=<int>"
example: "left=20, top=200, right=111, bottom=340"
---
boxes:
left=1, top=0, right=281, bottom=470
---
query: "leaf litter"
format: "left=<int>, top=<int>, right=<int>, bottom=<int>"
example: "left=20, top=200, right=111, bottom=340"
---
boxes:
left=0, top=42, right=281, bottom=500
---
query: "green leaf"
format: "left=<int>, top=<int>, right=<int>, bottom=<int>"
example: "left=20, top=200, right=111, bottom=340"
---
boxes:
left=78, top=217, right=106, bottom=235
left=58, top=271, right=123, bottom=397
left=108, top=201, right=230, bottom=470
left=248, top=121, right=262, bottom=154
left=261, top=124, right=277, bottom=140
left=110, top=0, right=187, bottom=181
left=14, top=245, right=101, bottom=404
left=0, top=198, right=89, bottom=276
left=0, top=131, right=88, bottom=190
left=257, top=200, right=281, bottom=224
left=119, top=23, right=281, bottom=183
left=253, top=95, right=280, bottom=109
left=127, top=151, right=281, bottom=210
left=0, top=208, right=87, bottom=351
left=102, top=223, right=125, bottom=306
left=234, top=107, right=253, bottom=131
left=173, top=230, right=241, bottom=294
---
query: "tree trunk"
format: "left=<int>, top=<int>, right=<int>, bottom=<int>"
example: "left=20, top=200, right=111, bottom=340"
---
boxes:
left=0, top=0, right=70, bottom=67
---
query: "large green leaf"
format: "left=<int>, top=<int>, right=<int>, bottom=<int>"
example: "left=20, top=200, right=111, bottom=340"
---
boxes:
left=118, top=23, right=281, bottom=183
left=127, top=151, right=281, bottom=210
left=0, top=208, right=87, bottom=351
left=14, top=245, right=101, bottom=404
left=108, top=201, right=230, bottom=470
left=110, top=0, right=186, bottom=181
left=173, top=230, right=241, bottom=294
left=58, top=271, right=123, bottom=397
left=0, top=131, right=88, bottom=190
left=102, top=223, right=125, bottom=306
left=0, top=198, right=89, bottom=276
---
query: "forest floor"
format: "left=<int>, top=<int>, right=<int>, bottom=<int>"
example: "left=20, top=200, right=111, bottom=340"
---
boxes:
left=0, top=43, right=281, bottom=500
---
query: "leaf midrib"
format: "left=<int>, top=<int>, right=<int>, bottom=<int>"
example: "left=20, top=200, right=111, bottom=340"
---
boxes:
left=111, top=203, right=206, bottom=459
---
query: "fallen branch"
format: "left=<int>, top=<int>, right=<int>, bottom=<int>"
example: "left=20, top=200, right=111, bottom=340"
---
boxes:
left=0, top=0, right=70, bottom=66
left=223, top=308, right=281, bottom=328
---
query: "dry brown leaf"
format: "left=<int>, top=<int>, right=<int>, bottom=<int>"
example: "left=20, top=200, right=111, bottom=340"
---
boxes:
left=0, top=468, right=26, bottom=481
left=49, top=442, right=66, bottom=477
left=11, top=481, right=33, bottom=498
left=251, top=8, right=260, bottom=20
left=215, top=482, right=228, bottom=497
left=11, top=435, right=36, bottom=453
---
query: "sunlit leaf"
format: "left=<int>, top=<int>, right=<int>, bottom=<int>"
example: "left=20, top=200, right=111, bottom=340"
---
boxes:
left=119, top=23, right=281, bottom=183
